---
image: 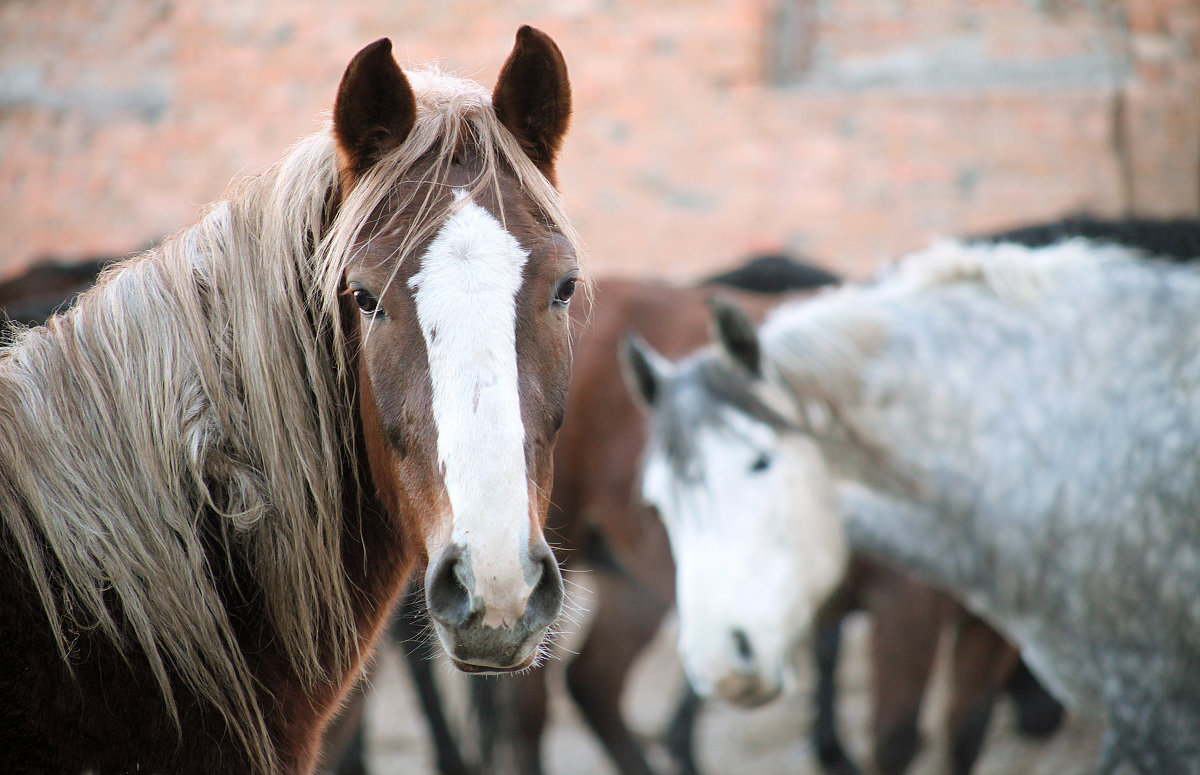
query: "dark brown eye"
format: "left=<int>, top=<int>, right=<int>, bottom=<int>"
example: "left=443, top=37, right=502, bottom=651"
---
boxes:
left=554, top=276, right=578, bottom=307
left=352, top=287, right=380, bottom=316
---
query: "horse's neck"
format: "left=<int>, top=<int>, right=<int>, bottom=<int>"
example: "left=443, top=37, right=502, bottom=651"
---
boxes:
left=765, top=286, right=1015, bottom=594
left=228, top=331, right=414, bottom=763
left=790, top=395, right=984, bottom=592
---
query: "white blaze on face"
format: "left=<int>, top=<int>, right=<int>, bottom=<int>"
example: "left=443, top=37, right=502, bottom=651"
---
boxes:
left=409, top=191, right=533, bottom=628
left=642, top=407, right=848, bottom=701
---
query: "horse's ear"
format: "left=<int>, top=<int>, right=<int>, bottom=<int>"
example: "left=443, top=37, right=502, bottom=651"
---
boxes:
left=333, top=38, right=417, bottom=193
left=620, top=332, right=670, bottom=409
left=493, top=26, right=571, bottom=185
left=707, top=296, right=761, bottom=377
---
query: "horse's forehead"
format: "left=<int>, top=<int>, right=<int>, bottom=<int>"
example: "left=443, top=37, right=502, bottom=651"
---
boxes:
left=657, top=377, right=758, bottom=476
left=407, top=192, right=530, bottom=309
left=441, top=159, right=547, bottom=246
left=657, top=379, right=712, bottom=455
left=644, top=399, right=773, bottom=526
left=362, top=156, right=549, bottom=266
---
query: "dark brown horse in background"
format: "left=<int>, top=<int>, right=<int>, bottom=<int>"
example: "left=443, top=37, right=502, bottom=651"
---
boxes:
left=0, top=256, right=119, bottom=328
left=477, top=262, right=1061, bottom=775
left=0, top=27, right=579, bottom=774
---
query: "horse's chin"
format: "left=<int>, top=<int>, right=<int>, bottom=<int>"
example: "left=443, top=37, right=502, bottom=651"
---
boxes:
left=431, top=622, right=547, bottom=674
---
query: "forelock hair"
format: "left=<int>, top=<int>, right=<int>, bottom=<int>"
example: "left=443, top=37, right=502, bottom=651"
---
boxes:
left=654, top=353, right=795, bottom=480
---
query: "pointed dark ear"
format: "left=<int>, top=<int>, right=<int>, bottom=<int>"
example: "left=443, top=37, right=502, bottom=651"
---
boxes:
left=707, top=296, right=761, bottom=377
left=493, top=26, right=571, bottom=185
left=333, top=38, right=417, bottom=194
left=620, top=332, right=670, bottom=409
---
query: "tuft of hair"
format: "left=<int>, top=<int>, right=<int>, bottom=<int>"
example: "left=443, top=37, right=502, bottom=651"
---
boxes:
left=879, top=237, right=1138, bottom=304
left=0, top=63, right=582, bottom=774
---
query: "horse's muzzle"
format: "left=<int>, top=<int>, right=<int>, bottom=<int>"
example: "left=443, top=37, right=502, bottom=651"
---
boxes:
left=686, top=626, right=785, bottom=708
left=424, top=540, right=563, bottom=671
left=713, top=671, right=783, bottom=707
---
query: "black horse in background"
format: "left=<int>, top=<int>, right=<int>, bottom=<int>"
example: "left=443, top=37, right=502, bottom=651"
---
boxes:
left=0, top=256, right=118, bottom=329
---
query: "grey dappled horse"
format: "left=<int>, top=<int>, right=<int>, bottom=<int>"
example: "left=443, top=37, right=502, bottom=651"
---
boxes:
left=626, top=234, right=1200, bottom=774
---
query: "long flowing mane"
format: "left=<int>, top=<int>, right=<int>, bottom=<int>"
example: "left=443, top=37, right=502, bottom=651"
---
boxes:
left=0, top=65, right=580, bottom=772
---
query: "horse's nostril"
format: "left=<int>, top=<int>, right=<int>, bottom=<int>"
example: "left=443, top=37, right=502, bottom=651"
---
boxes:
left=524, top=545, right=563, bottom=631
left=427, top=545, right=473, bottom=627
left=731, top=628, right=755, bottom=666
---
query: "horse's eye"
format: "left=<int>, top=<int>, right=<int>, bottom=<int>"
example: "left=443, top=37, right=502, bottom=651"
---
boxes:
left=553, top=276, right=578, bottom=307
left=352, top=288, right=380, bottom=316
left=750, top=453, right=772, bottom=473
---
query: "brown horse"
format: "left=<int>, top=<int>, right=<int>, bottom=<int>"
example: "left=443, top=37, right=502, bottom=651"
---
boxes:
left=0, top=27, right=578, bottom=775
left=812, top=558, right=1063, bottom=775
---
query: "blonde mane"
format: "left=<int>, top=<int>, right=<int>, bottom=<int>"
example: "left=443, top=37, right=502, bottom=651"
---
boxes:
left=0, top=65, right=580, bottom=774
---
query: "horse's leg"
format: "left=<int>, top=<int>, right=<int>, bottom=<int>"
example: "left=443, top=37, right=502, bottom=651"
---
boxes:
left=319, top=582, right=475, bottom=775
left=392, top=594, right=475, bottom=775
left=867, top=574, right=946, bottom=775
left=565, top=566, right=672, bottom=775
left=942, top=611, right=1020, bottom=775
left=1003, top=658, right=1065, bottom=738
left=811, top=580, right=862, bottom=775
left=473, top=669, right=550, bottom=775
left=470, top=676, right=498, bottom=769
left=663, top=681, right=704, bottom=775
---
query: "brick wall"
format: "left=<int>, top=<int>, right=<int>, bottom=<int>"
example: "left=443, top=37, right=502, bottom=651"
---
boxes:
left=2, top=0, right=1198, bottom=281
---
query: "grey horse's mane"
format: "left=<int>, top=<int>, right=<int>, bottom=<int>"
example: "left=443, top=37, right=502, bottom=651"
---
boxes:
left=752, top=238, right=1152, bottom=495
left=0, top=65, right=579, bottom=774
left=762, top=237, right=1141, bottom=405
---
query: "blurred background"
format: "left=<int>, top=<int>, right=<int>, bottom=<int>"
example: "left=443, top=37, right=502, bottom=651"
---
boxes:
left=2, top=1, right=1197, bottom=773
left=2, top=0, right=1198, bottom=281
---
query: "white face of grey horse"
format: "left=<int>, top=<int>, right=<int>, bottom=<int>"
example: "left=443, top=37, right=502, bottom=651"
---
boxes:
left=626, top=334, right=848, bottom=706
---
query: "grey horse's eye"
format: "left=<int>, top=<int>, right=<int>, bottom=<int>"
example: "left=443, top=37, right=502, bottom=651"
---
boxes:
left=750, top=453, right=772, bottom=473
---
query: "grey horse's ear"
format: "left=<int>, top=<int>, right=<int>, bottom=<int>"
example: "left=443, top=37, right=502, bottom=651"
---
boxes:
left=707, top=296, right=761, bottom=377
left=620, top=332, right=670, bottom=408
